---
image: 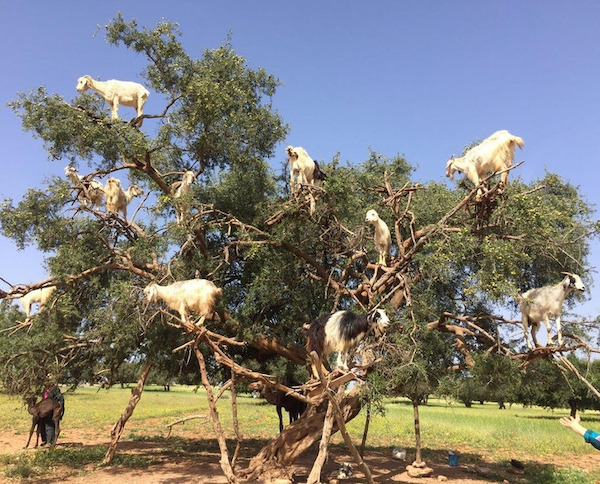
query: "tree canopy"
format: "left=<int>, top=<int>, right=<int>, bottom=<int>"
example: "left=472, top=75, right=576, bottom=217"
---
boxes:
left=1, top=14, right=599, bottom=482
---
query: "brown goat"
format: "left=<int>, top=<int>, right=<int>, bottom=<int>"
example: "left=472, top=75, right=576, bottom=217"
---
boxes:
left=25, top=398, right=62, bottom=448
left=249, top=380, right=307, bottom=433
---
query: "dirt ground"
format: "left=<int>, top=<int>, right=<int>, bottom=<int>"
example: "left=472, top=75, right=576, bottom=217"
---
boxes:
left=1, top=427, right=599, bottom=483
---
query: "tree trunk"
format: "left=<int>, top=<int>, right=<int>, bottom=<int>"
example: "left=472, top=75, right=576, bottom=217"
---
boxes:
left=103, top=361, right=151, bottom=464
left=194, top=339, right=238, bottom=484
left=306, top=396, right=336, bottom=484
left=413, top=399, right=422, bottom=464
left=243, top=386, right=363, bottom=481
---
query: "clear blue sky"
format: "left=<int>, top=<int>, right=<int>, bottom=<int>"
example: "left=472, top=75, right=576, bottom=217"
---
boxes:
left=1, top=1, right=600, bottom=318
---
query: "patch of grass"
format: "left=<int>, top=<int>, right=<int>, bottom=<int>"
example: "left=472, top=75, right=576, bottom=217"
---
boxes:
left=526, top=464, right=594, bottom=484
left=0, top=446, right=153, bottom=480
left=1, top=387, right=598, bottom=481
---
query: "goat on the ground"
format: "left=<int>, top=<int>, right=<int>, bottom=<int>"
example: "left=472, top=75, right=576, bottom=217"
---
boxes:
left=518, top=272, right=585, bottom=349
left=76, top=75, right=149, bottom=122
left=25, top=397, right=62, bottom=448
left=248, top=380, right=307, bottom=432
left=365, top=209, right=392, bottom=266
left=305, top=309, right=390, bottom=378
left=446, top=130, right=524, bottom=201
left=143, top=279, right=223, bottom=325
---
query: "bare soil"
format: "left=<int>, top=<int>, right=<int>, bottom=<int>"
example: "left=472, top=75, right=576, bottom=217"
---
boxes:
left=2, top=427, right=599, bottom=483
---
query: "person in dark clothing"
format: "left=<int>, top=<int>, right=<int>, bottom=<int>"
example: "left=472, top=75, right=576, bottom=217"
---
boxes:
left=39, top=382, right=64, bottom=446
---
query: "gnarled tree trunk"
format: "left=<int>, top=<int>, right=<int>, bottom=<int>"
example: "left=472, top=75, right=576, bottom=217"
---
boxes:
left=243, top=385, right=363, bottom=481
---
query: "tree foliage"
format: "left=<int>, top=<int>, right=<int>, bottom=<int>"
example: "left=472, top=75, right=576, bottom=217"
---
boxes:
left=0, top=13, right=599, bottom=481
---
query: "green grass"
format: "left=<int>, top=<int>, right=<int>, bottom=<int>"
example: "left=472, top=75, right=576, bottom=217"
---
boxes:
left=1, top=386, right=599, bottom=482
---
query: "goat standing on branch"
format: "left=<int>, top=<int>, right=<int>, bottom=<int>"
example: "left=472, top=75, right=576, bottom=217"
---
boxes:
left=75, top=75, right=149, bottom=123
left=365, top=209, right=392, bottom=266
left=172, top=170, right=197, bottom=223
left=446, top=130, right=524, bottom=201
left=143, top=279, right=223, bottom=326
left=305, top=309, right=390, bottom=378
left=286, top=145, right=327, bottom=215
left=104, top=177, right=143, bottom=221
left=18, top=286, right=57, bottom=320
left=518, top=272, right=585, bottom=349
left=64, top=166, right=105, bottom=209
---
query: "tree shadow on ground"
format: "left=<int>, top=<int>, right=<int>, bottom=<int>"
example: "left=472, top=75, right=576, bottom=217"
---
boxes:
left=30, top=435, right=596, bottom=484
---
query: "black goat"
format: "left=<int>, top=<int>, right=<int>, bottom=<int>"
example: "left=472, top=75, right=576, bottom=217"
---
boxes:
left=249, top=381, right=307, bottom=433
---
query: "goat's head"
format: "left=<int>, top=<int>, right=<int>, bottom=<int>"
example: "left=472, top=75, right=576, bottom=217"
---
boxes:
left=248, top=381, right=264, bottom=393
left=129, top=184, right=144, bottom=197
left=76, top=75, right=92, bottom=92
left=367, top=308, right=390, bottom=337
left=562, top=272, right=586, bottom=293
left=64, top=165, right=78, bottom=178
left=286, top=146, right=298, bottom=161
left=446, top=157, right=458, bottom=180
left=143, top=284, right=158, bottom=303
left=365, top=209, right=380, bottom=224
left=182, top=171, right=196, bottom=185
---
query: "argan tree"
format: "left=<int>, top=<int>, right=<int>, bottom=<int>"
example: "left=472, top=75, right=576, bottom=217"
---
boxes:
left=1, top=14, right=599, bottom=483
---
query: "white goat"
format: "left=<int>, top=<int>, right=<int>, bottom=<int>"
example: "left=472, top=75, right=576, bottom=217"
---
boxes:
left=365, top=209, right=392, bottom=266
left=18, top=286, right=57, bottom=319
left=64, top=166, right=104, bottom=209
left=143, top=279, right=223, bottom=325
left=518, top=272, right=585, bottom=349
left=104, top=177, right=143, bottom=221
left=75, top=75, right=149, bottom=121
left=172, top=170, right=196, bottom=223
left=446, top=130, right=524, bottom=201
left=287, top=146, right=316, bottom=195
left=286, top=146, right=327, bottom=215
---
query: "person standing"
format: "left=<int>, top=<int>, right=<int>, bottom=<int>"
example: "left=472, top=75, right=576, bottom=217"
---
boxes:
left=40, top=379, right=64, bottom=446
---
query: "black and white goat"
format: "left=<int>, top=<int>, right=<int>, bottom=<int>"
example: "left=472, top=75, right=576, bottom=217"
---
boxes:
left=305, top=309, right=390, bottom=377
left=518, top=272, right=585, bottom=349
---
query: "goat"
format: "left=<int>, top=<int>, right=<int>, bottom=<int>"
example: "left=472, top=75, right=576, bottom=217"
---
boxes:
left=25, top=397, right=62, bottom=448
left=76, top=75, right=149, bottom=121
left=365, top=209, right=392, bottom=266
left=446, top=130, right=524, bottom=201
left=172, top=170, right=197, bottom=223
left=143, top=279, right=223, bottom=325
left=286, top=146, right=316, bottom=194
left=104, top=177, right=143, bottom=221
left=18, top=286, right=57, bottom=319
left=64, top=165, right=104, bottom=209
left=305, top=309, right=390, bottom=377
left=286, top=146, right=327, bottom=215
left=248, top=380, right=307, bottom=433
left=518, top=272, right=585, bottom=349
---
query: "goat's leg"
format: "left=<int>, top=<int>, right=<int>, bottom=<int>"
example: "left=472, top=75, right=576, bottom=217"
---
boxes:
left=555, top=316, right=563, bottom=346
left=543, top=317, right=554, bottom=346
left=111, top=99, right=119, bottom=119
left=276, top=405, right=284, bottom=433
left=338, top=352, right=349, bottom=371
left=51, top=418, right=60, bottom=447
left=24, top=420, right=36, bottom=449
left=522, top=317, right=534, bottom=350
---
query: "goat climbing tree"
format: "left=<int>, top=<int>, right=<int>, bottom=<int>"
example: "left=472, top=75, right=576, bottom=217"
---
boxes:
left=0, top=14, right=599, bottom=483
